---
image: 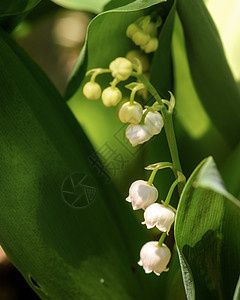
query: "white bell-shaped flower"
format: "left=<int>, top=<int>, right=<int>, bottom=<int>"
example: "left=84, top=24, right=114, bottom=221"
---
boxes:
left=126, top=124, right=152, bottom=146
left=118, top=101, right=143, bottom=124
left=138, top=241, right=171, bottom=276
left=144, top=110, right=163, bottom=135
left=142, top=203, right=175, bottom=234
left=109, top=57, right=133, bottom=81
left=126, top=180, right=158, bottom=210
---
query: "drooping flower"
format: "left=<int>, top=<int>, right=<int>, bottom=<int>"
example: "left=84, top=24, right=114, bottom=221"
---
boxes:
left=126, top=180, right=158, bottom=210
left=126, top=124, right=152, bottom=146
left=144, top=110, right=163, bottom=135
left=142, top=203, right=175, bottom=234
left=101, top=86, right=122, bottom=107
left=83, top=82, right=101, bottom=100
left=141, top=37, right=159, bottom=53
left=109, top=57, right=133, bottom=81
left=138, top=241, right=171, bottom=275
left=132, top=31, right=151, bottom=46
left=118, top=101, right=143, bottom=124
left=126, top=23, right=140, bottom=38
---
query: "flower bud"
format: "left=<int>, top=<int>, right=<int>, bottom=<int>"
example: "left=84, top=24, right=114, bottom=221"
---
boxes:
left=102, top=87, right=122, bottom=107
left=144, top=110, right=163, bottom=135
left=138, top=241, right=171, bottom=275
left=109, top=57, right=133, bottom=81
left=126, top=23, right=139, bottom=38
left=125, top=50, right=150, bottom=72
left=118, top=101, right=143, bottom=124
left=132, top=31, right=151, bottom=46
left=146, top=22, right=156, bottom=34
left=83, top=82, right=101, bottom=100
left=126, top=124, right=152, bottom=146
left=142, top=203, right=175, bottom=234
left=141, top=37, right=159, bottom=53
left=126, top=180, right=158, bottom=210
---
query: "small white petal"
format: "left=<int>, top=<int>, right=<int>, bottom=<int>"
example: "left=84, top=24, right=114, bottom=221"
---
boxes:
left=126, top=180, right=158, bottom=210
left=144, top=110, right=163, bottom=135
left=126, top=124, right=152, bottom=146
left=138, top=260, right=143, bottom=266
left=126, top=196, right=131, bottom=202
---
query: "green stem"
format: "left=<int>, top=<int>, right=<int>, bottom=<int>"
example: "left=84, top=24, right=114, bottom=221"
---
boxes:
left=132, top=72, right=184, bottom=194
left=158, top=232, right=167, bottom=246
left=147, top=168, right=158, bottom=186
left=130, top=88, right=137, bottom=105
left=90, top=69, right=110, bottom=82
left=164, top=179, right=179, bottom=207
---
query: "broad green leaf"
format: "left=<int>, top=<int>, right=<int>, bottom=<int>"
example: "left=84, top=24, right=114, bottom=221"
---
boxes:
left=51, top=0, right=109, bottom=14
left=205, top=0, right=240, bottom=82
left=0, top=0, right=40, bottom=31
left=177, top=0, right=240, bottom=147
left=221, top=142, right=240, bottom=199
left=0, top=0, right=40, bottom=16
left=172, top=12, right=230, bottom=172
left=233, top=276, right=240, bottom=300
left=0, top=28, right=158, bottom=299
left=172, top=14, right=210, bottom=139
left=175, top=157, right=240, bottom=299
left=150, top=0, right=175, bottom=96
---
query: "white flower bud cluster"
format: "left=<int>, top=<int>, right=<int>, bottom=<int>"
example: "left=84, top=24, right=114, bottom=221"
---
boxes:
left=126, top=178, right=175, bottom=276
left=83, top=57, right=132, bottom=107
left=126, top=16, right=162, bottom=53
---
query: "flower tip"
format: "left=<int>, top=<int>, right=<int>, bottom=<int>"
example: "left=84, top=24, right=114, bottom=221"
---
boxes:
left=126, top=196, right=131, bottom=202
left=138, top=260, right=142, bottom=266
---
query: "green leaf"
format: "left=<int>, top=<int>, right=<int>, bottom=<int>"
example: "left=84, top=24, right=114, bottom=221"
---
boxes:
left=0, top=0, right=40, bottom=31
left=51, top=0, right=109, bottom=14
left=175, top=157, right=240, bottom=299
left=0, top=28, right=154, bottom=299
left=221, top=142, right=240, bottom=199
left=150, top=0, right=175, bottom=97
left=176, top=0, right=240, bottom=147
left=233, top=276, right=240, bottom=300
left=0, top=0, right=40, bottom=16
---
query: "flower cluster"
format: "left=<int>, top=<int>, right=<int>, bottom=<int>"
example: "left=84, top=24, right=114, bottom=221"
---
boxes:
left=126, top=176, right=176, bottom=276
left=83, top=55, right=164, bottom=147
left=126, top=16, right=162, bottom=53
left=83, top=57, right=133, bottom=107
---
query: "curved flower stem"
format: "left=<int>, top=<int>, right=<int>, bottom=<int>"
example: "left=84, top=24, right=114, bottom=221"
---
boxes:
left=158, top=232, right=167, bottom=247
left=163, top=179, right=179, bottom=207
left=147, top=168, right=158, bottom=186
left=132, top=72, right=184, bottom=195
left=147, top=162, right=174, bottom=186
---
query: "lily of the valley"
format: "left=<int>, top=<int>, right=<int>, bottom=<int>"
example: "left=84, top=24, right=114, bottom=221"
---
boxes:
left=144, top=110, right=163, bottom=135
left=126, top=124, right=152, bottom=146
left=109, top=57, right=133, bottom=81
left=138, top=241, right=171, bottom=275
left=126, top=180, right=158, bottom=210
left=119, top=101, right=143, bottom=124
left=142, top=203, right=175, bottom=234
